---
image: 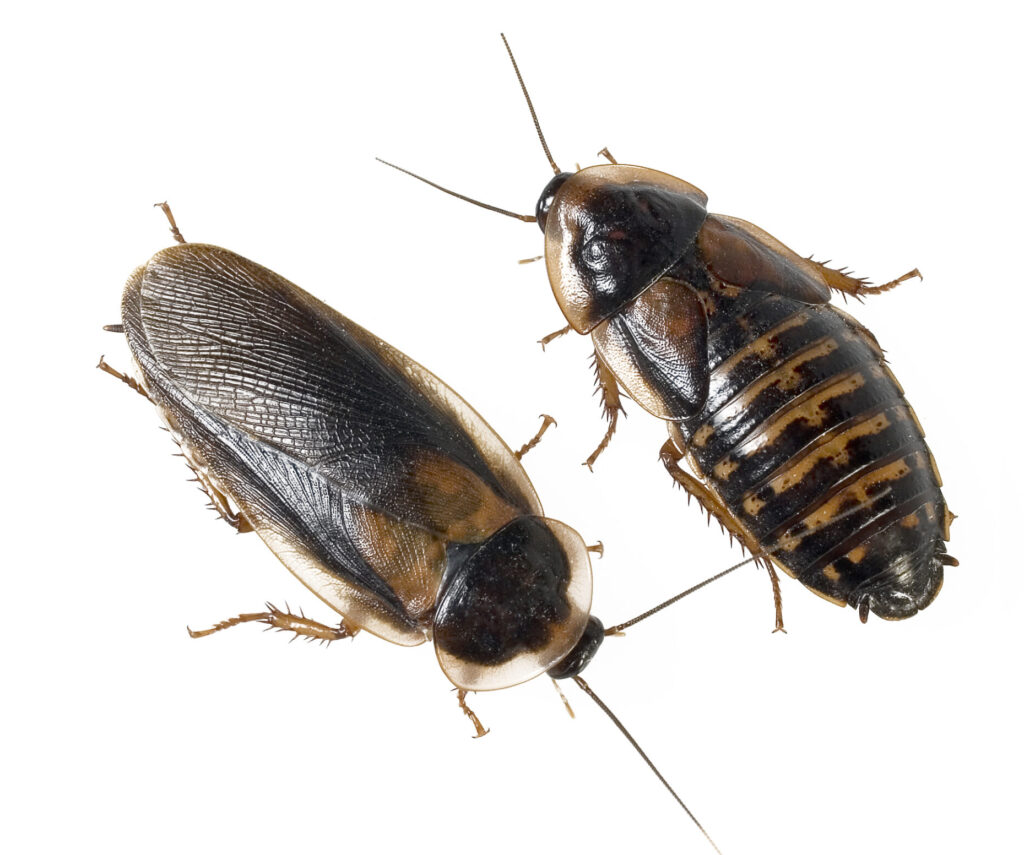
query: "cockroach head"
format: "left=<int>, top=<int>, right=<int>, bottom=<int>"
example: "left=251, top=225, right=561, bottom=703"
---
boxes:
left=540, top=165, right=710, bottom=333
left=535, top=171, right=573, bottom=232
left=546, top=615, right=605, bottom=680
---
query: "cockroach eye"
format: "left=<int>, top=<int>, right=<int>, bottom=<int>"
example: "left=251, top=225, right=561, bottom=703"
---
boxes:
left=536, top=171, right=572, bottom=232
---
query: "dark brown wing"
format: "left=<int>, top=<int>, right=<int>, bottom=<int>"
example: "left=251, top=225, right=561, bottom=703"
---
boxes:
left=131, top=244, right=542, bottom=536
left=121, top=244, right=543, bottom=644
left=592, top=277, right=710, bottom=419
left=697, top=214, right=831, bottom=304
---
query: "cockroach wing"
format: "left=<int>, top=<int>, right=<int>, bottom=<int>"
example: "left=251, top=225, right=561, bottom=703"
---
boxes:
left=121, top=244, right=544, bottom=644
left=592, top=278, right=710, bottom=419
left=696, top=214, right=831, bottom=304
left=129, top=244, right=543, bottom=535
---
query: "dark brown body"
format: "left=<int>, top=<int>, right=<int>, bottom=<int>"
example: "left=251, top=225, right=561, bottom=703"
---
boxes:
left=109, top=242, right=598, bottom=692
left=383, top=148, right=955, bottom=621
left=663, top=253, right=952, bottom=619
left=532, top=160, right=955, bottom=622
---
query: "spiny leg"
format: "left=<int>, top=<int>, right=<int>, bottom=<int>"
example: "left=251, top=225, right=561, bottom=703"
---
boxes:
left=811, top=258, right=922, bottom=300
left=97, top=356, right=151, bottom=401
left=765, top=563, right=785, bottom=633
left=99, top=356, right=254, bottom=533
left=514, top=414, right=557, bottom=460
left=660, top=439, right=786, bottom=633
left=188, top=602, right=356, bottom=644
left=456, top=689, right=489, bottom=738
left=186, top=464, right=254, bottom=533
left=154, top=201, right=186, bottom=243
left=587, top=541, right=604, bottom=558
left=584, top=350, right=625, bottom=471
left=518, top=255, right=543, bottom=265
left=597, top=147, right=618, bottom=164
left=538, top=323, right=572, bottom=350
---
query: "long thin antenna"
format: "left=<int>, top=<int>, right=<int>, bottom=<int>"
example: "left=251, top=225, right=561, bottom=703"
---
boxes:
left=500, top=34, right=560, bottom=175
left=375, top=159, right=536, bottom=223
left=605, top=554, right=760, bottom=635
left=573, top=676, right=723, bottom=854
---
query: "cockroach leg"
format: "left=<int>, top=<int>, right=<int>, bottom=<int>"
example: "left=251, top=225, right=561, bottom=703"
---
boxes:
left=187, top=463, right=254, bottom=533
left=514, top=414, right=557, bottom=460
left=518, top=255, right=543, bottom=265
left=154, top=201, right=186, bottom=244
left=597, top=147, right=618, bottom=164
left=586, top=541, right=604, bottom=558
left=765, top=563, right=786, bottom=634
left=538, top=323, right=572, bottom=350
left=103, top=323, right=125, bottom=333
left=187, top=602, right=356, bottom=644
left=456, top=689, right=490, bottom=738
left=659, top=439, right=786, bottom=632
left=584, top=351, right=624, bottom=470
left=813, top=259, right=922, bottom=299
left=97, top=356, right=152, bottom=401
left=550, top=678, right=576, bottom=718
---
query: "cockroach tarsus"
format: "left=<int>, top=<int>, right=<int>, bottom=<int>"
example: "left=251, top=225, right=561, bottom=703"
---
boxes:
left=99, top=203, right=755, bottom=853
left=378, top=34, right=956, bottom=631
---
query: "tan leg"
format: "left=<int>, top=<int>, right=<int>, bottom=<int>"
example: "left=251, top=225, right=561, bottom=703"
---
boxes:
left=518, top=255, right=543, bottom=265
left=586, top=541, right=604, bottom=558
left=660, top=439, right=785, bottom=633
left=538, top=323, right=572, bottom=350
left=550, top=678, right=576, bottom=719
left=154, top=201, right=186, bottom=243
left=187, top=602, right=356, bottom=644
left=98, top=356, right=254, bottom=533
left=186, top=464, right=254, bottom=533
left=812, top=258, right=921, bottom=300
left=97, top=356, right=151, bottom=401
left=597, top=147, right=618, bottom=164
left=456, top=689, right=489, bottom=738
left=584, top=350, right=625, bottom=471
left=514, top=414, right=557, bottom=460
left=765, top=563, right=786, bottom=634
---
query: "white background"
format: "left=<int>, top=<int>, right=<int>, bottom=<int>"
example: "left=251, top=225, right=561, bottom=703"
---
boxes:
left=3, top=3, right=1021, bottom=854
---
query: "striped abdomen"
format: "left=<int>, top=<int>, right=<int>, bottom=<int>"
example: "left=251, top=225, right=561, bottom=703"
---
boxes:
left=669, top=285, right=953, bottom=620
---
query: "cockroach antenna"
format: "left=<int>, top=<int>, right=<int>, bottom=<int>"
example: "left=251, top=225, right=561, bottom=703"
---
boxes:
left=376, top=35, right=564, bottom=223
left=606, top=553, right=759, bottom=635
left=573, top=676, right=723, bottom=854
left=500, top=33, right=561, bottom=175
left=374, top=158, right=536, bottom=223
left=568, top=500, right=907, bottom=845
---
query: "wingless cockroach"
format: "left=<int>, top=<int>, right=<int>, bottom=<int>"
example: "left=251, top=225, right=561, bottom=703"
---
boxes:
left=380, top=35, right=957, bottom=630
left=99, top=205, right=746, bottom=853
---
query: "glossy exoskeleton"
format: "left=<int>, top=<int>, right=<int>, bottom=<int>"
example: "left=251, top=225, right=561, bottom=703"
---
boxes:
left=99, top=219, right=726, bottom=850
left=382, top=39, right=956, bottom=627
left=103, top=237, right=600, bottom=692
left=538, top=164, right=956, bottom=624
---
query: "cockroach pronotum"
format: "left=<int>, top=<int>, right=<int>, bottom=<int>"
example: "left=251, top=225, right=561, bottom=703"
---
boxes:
left=379, top=35, right=957, bottom=630
left=99, top=205, right=763, bottom=853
